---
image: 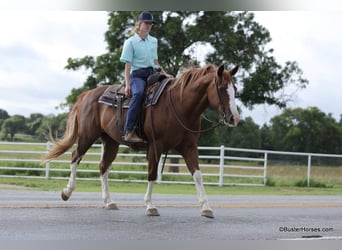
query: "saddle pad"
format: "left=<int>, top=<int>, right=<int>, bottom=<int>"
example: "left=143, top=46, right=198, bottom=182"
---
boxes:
left=98, top=84, right=130, bottom=108
left=98, top=77, right=173, bottom=108
left=145, top=77, right=172, bottom=107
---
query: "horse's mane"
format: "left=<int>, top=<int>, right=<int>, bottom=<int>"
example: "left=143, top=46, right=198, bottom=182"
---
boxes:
left=169, top=64, right=217, bottom=96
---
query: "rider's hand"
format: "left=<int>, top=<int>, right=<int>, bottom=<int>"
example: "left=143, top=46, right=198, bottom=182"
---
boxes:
left=125, top=85, right=131, bottom=97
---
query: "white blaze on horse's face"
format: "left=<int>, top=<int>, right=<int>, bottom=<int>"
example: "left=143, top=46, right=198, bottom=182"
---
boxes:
left=216, top=64, right=240, bottom=127
left=226, top=83, right=240, bottom=127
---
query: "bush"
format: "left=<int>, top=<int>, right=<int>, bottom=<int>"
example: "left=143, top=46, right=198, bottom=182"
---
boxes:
left=265, top=176, right=276, bottom=186
left=294, top=178, right=332, bottom=188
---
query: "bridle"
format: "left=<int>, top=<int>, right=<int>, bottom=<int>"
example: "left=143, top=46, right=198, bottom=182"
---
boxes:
left=168, top=75, right=234, bottom=133
left=150, top=73, right=234, bottom=168
left=214, top=76, right=234, bottom=126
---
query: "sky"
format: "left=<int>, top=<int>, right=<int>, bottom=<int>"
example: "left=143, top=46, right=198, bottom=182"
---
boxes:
left=0, top=11, right=341, bottom=125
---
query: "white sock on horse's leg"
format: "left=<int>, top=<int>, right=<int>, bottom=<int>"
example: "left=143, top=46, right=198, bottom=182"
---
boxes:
left=144, top=181, right=155, bottom=209
left=61, top=161, right=78, bottom=201
left=100, top=168, right=118, bottom=209
left=63, top=162, right=78, bottom=198
left=193, top=170, right=211, bottom=211
left=100, top=168, right=112, bottom=204
left=144, top=181, right=159, bottom=216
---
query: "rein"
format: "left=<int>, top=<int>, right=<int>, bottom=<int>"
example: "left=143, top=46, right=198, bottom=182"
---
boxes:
left=168, top=77, right=228, bottom=133
left=149, top=95, right=168, bottom=172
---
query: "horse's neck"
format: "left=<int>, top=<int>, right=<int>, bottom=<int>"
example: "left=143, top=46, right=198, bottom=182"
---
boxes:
left=177, top=77, right=211, bottom=116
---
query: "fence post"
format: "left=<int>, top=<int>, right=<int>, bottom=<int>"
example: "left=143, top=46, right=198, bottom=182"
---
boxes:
left=263, top=152, right=268, bottom=186
left=45, top=141, right=51, bottom=179
left=218, top=145, right=225, bottom=186
left=307, top=154, right=312, bottom=187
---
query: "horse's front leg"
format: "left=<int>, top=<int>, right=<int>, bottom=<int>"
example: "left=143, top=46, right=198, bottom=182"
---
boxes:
left=100, top=168, right=118, bottom=210
left=179, top=143, right=214, bottom=218
left=193, top=170, right=214, bottom=218
left=144, top=147, right=160, bottom=216
left=144, top=181, right=159, bottom=216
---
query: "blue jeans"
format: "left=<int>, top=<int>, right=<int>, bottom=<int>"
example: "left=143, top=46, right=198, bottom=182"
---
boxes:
left=124, top=67, right=153, bottom=133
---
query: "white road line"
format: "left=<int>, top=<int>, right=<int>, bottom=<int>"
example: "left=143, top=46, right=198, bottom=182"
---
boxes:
left=280, top=236, right=342, bottom=240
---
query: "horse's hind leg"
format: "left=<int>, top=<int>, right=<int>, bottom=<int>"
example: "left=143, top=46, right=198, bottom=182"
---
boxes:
left=100, top=133, right=120, bottom=210
left=61, top=153, right=81, bottom=201
left=61, top=137, right=96, bottom=201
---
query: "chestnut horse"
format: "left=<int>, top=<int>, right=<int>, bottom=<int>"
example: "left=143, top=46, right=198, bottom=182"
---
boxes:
left=42, top=64, right=239, bottom=218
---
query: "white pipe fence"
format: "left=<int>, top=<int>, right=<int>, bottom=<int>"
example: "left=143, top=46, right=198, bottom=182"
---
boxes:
left=0, top=141, right=342, bottom=187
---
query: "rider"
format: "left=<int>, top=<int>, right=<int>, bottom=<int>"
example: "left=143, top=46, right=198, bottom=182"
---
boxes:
left=120, top=11, right=164, bottom=142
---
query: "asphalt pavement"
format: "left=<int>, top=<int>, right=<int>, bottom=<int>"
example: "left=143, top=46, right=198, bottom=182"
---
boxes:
left=0, top=190, right=342, bottom=240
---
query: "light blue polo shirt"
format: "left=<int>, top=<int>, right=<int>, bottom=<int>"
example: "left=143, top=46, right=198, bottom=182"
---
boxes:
left=120, top=33, right=158, bottom=73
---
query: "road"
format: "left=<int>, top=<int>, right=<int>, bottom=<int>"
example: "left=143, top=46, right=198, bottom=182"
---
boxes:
left=0, top=190, right=342, bottom=240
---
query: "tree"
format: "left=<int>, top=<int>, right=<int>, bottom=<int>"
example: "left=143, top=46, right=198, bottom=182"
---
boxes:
left=62, top=11, right=308, bottom=111
left=227, top=117, right=261, bottom=149
left=269, top=107, right=342, bottom=154
left=26, top=113, right=44, bottom=136
left=1, top=115, right=26, bottom=140
left=260, top=124, right=273, bottom=150
left=36, top=113, right=68, bottom=141
left=0, top=109, right=9, bottom=129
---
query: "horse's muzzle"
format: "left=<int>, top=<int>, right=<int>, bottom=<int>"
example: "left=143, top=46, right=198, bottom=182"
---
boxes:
left=223, top=114, right=240, bottom=127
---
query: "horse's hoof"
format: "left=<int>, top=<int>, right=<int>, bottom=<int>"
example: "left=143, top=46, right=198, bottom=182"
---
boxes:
left=201, top=209, right=214, bottom=219
left=61, top=192, right=70, bottom=201
left=146, top=207, right=160, bottom=216
left=105, top=202, right=119, bottom=210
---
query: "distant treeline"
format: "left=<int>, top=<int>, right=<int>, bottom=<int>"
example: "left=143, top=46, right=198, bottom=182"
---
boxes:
left=1, top=107, right=342, bottom=155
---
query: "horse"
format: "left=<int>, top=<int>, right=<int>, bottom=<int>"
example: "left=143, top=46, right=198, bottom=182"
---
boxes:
left=42, top=63, right=240, bottom=218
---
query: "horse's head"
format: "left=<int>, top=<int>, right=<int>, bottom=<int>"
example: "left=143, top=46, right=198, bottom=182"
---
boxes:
left=208, top=64, right=240, bottom=127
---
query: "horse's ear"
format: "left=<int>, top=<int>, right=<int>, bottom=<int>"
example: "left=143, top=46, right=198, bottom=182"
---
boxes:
left=230, top=65, right=239, bottom=76
left=217, top=64, right=225, bottom=77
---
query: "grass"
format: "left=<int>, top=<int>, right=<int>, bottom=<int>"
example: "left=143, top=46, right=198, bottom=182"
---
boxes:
left=1, top=141, right=342, bottom=195
left=267, top=164, right=342, bottom=187
left=1, top=177, right=342, bottom=195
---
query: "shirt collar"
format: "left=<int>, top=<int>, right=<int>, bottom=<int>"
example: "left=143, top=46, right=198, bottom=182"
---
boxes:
left=134, top=33, right=149, bottom=41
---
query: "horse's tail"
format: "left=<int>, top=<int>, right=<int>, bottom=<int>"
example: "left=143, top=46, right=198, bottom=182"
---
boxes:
left=42, top=103, right=79, bottom=163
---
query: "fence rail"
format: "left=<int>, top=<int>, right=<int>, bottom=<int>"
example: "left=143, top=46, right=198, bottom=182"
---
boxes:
left=0, top=141, right=342, bottom=187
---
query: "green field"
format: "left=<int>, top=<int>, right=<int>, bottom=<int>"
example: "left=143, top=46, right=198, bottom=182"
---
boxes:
left=1, top=177, right=342, bottom=195
left=1, top=142, right=342, bottom=194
